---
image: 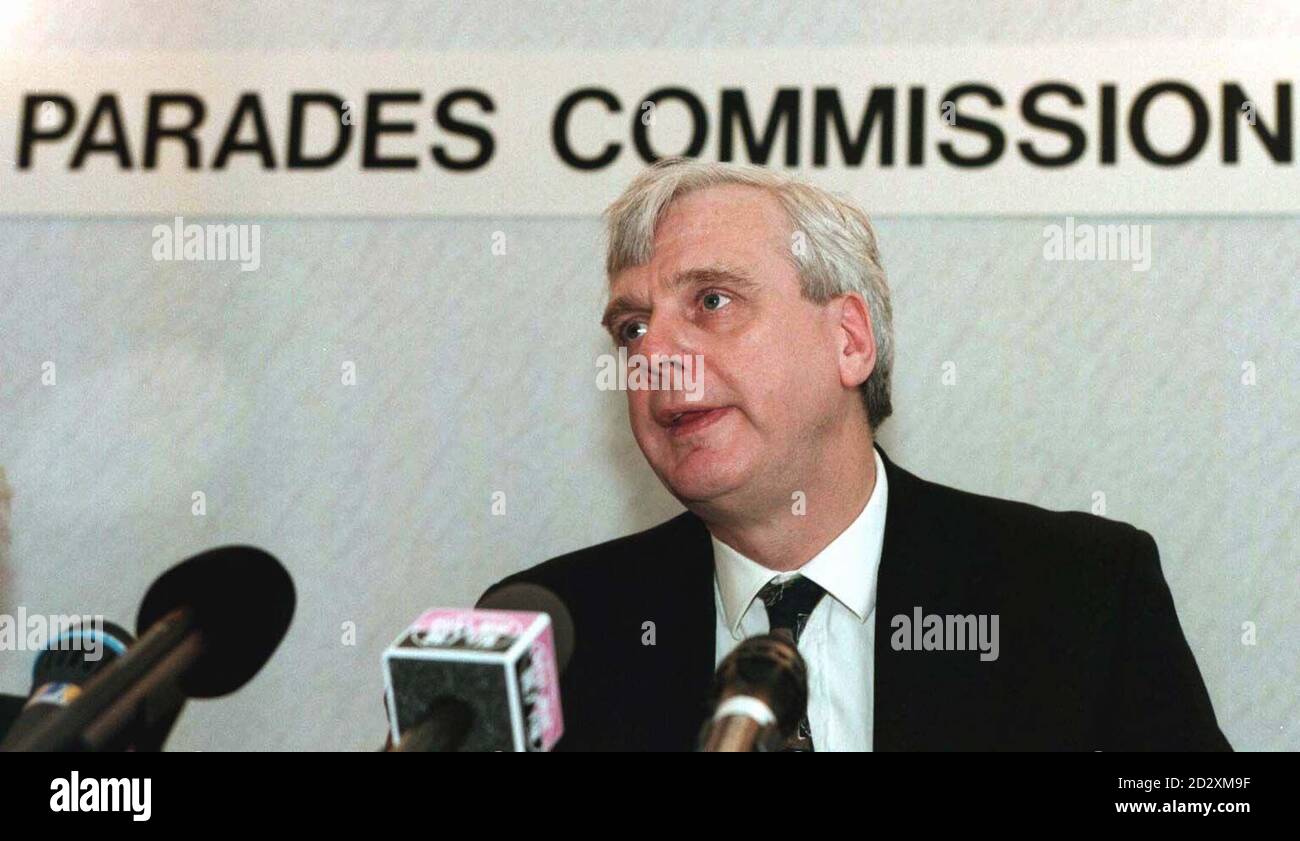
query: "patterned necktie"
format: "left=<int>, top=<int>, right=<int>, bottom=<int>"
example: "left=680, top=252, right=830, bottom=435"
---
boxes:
left=757, top=575, right=826, bottom=751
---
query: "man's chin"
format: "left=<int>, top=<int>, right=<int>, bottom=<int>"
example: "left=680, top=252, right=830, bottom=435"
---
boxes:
left=658, top=457, right=751, bottom=507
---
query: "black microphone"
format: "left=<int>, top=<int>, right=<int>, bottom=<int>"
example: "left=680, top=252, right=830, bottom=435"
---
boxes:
left=382, top=583, right=574, bottom=752
left=2, top=545, right=295, bottom=752
left=0, top=621, right=136, bottom=750
left=0, top=695, right=25, bottom=741
left=476, top=583, right=575, bottom=670
left=699, top=632, right=808, bottom=752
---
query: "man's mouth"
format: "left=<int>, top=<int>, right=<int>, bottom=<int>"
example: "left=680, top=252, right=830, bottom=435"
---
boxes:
left=664, top=407, right=731, bottom=437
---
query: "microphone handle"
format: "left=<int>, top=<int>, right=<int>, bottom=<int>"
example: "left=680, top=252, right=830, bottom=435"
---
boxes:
left=702, top=714, right=768, bottom=752
left=82, top=634, right=198, bottom=751
left=699, top=694, right=782, bottom=752
left=391, top=697, right=474, bottom=752
left=2, top=608, right=198, bottom=752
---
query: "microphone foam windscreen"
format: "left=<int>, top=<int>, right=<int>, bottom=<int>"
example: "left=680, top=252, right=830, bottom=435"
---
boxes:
left=136, top=545, right=295, bottom=698
left=383, top=607, right=564, bottom=751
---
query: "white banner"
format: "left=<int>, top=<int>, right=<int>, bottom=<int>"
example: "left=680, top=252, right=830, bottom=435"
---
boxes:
left=0, top=41, right=1295, bottom=216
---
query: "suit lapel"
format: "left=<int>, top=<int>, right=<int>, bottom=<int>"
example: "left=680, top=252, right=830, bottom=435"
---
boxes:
left=873, top=446, right=999, bottom=750
left=678, top=513, right=720, bottom=743
left=640, top=511, right=717, bottom=750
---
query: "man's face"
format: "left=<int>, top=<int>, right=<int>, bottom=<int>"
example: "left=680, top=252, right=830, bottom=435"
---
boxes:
left=603, top=184, right=851, bottom=513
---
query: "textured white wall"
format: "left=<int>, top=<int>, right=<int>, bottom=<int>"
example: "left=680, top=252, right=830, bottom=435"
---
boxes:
left=0, top=0, right=1296, bottom=750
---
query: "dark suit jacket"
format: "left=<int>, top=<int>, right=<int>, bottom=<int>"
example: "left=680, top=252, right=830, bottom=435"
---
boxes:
left=482, top=446, right=1231, bottom=751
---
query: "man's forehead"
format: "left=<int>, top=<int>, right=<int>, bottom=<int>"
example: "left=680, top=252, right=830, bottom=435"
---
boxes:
left=610, top=185, right=791, bottom=290
left=655, top=183, right=790, bottom=247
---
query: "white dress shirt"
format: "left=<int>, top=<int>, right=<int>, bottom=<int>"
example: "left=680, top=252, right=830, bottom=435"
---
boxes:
left=711, top=447, right=889, bottom=751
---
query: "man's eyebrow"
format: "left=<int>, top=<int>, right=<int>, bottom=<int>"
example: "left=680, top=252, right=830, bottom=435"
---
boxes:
left=600, top=265, right=758, bottom=330
left=667, top=265, right=758, bottom=293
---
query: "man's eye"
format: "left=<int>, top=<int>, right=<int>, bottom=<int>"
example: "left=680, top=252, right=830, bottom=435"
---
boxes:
left=701, top=291, right=732, bottom=311
left=618, top=320, right=648, bottom=343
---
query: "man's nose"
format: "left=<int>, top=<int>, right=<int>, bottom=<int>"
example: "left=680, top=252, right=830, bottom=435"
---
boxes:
left=637, top=311, right=695, bottom=361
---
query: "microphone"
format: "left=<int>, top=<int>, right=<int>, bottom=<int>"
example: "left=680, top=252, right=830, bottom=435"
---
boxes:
left=383, top=583, right=572, bottom=752
left=476, top=583, right=575, bottom=669
left=0, top=621, right=138, bottom=750
left=0, top=696, right=23, bottom=742
left=2, top=545, right=294, bottom=752
left=699, top=632, right=808, bottom=752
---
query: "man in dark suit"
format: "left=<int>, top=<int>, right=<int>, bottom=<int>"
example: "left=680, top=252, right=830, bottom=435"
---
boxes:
left=484, top=157, right=1230, bottom=752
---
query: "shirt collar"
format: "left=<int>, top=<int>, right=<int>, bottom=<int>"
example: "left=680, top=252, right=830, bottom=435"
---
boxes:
left=711, top=447, right=890, bottom=638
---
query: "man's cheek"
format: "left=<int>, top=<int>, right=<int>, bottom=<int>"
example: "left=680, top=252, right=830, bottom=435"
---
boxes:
left=625, top=392, right=647, bottom=424
left=627, top=403, right=658, bottom=446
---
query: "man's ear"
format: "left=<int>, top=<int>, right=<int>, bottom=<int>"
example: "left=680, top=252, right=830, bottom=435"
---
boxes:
left=836, top=293, right=877, bottom=389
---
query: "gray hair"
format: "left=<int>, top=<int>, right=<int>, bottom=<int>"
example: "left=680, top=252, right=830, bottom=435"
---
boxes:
left=603, top=156, right=894, bottom=432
